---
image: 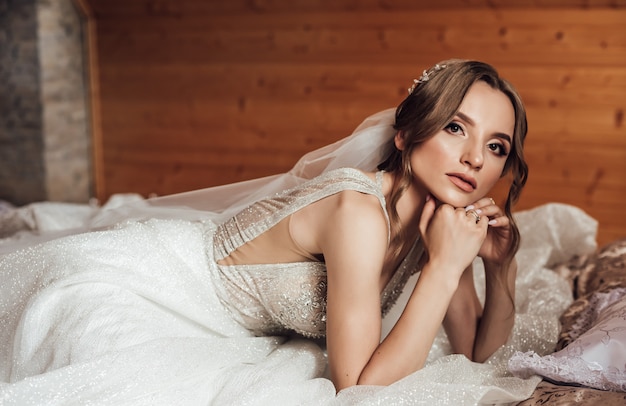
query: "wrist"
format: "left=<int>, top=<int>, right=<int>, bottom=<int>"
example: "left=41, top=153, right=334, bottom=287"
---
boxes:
left=419, top=261, right=462, bottom=293
left=483, top=258, right=517, bottom=292
left=483, top=257, right=516, bottom=275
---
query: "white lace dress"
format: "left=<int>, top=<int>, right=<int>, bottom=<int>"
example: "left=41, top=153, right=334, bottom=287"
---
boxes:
left=0, top=168, right=596, bottom=405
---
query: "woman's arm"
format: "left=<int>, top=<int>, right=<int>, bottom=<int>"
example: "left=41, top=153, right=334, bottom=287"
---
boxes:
left=442, top=196, right=518, bottom=362
left=472, top=259, right=516, bottom=362
left=321, top=191, right=392, bottom=390
left=322, top=195, right=488, bottom=391
left=442, top=260, right=517, bottom=362
left=356, top=260, right=460, bottom=386
left=442, top=265, right=482, bottom=359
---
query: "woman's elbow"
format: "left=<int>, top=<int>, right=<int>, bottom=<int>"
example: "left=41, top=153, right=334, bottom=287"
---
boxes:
left=471, top=341, right=504, bottom=363
left=355, top=359, right=426, bottom=388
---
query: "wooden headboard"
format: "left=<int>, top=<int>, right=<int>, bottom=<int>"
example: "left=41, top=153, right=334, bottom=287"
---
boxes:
left=79, top=0, right=626, bottom=246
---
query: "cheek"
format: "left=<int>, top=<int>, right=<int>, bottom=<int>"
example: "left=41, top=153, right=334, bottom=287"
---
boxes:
left=481, top=160, right=507, bottom=188
left=412, top=138, right=452, bottom=164
left=409, top=148, right=443, bottom=176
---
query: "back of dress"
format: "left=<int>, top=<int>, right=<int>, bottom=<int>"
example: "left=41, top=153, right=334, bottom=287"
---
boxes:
left=211, top=167, right=423, bottom=338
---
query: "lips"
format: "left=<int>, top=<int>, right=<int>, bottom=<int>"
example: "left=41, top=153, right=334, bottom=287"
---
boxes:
left=447, top=173, right=477, bottom=192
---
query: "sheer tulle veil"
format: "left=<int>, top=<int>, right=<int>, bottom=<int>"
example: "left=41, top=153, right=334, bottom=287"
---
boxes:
left=91, top=108, right=398, bottom=227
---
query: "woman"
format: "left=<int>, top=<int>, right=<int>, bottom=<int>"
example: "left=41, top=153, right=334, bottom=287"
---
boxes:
left=212, top=59, right=526, bottom=390
left=214, top=61, right=526, bottom=390
left=326, top=59, right=526, bottom=389
left=1, top=59, right=559, bottom=405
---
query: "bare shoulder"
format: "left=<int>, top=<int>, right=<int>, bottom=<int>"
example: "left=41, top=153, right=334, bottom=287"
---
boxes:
left=289, top=187, right=388, bottom=266
left=298, top=169, right=384, bottom=226
left=323, top=189, right=387, bottom=235
left=317, top=190, right=389, bottom=269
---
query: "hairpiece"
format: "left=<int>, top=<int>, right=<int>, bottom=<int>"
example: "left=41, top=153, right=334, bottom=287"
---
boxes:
left=408, top=63, right=447, bottom=94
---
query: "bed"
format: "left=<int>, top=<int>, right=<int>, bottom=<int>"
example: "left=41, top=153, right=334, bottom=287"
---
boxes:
left=0, top=195, right=625, bottom=404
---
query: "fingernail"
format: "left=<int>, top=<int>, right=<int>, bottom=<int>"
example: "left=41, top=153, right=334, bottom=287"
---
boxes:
left=465, top=205, right=474, bottom=210
left=426, top=194, right=431, bottom=202
left=475, top=209, right=482, bottom=214
left=488, top=219, right=497, bottom=225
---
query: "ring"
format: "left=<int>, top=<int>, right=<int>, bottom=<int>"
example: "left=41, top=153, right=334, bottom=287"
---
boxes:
left=466, top=209, right=480, bottom=223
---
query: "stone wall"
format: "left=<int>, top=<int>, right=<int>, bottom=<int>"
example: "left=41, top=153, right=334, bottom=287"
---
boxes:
left=0, top=0, right=46, bottom=205
left=0, top=0, right=91, bottom=205
left=38, top=0, right=91, bottom=203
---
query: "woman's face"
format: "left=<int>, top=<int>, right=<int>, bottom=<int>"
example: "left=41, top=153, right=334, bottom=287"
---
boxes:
left=400, top=80, right=515, bottom=208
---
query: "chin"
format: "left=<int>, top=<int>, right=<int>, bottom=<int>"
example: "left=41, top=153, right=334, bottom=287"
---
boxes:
left=433, top=193, right=477, bottom=208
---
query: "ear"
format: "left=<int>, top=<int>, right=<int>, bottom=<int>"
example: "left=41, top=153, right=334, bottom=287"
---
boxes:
left=394, top=131, right=406, bottom=151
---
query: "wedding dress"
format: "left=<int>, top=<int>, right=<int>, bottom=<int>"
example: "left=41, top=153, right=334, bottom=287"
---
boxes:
left=0, top=109, right=599, bottom=405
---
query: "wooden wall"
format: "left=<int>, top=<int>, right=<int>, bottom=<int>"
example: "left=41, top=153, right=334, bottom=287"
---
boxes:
left=81, top=0, right=626, bottom=246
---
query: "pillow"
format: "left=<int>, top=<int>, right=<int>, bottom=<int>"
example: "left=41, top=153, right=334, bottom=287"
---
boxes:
left=554, top=238, right=626, bottom=349
left=509, top=288, right=626, bottom=391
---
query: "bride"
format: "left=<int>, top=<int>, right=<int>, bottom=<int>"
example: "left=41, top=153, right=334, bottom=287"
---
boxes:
left=0, top=59, right=585, bottom=405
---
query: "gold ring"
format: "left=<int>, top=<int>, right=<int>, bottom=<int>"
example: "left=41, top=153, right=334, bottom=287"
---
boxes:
left=466, top=209, right=480, bottom=223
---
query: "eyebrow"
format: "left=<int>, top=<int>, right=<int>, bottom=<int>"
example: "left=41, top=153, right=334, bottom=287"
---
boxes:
left=455, top=111, right=512, bottom=144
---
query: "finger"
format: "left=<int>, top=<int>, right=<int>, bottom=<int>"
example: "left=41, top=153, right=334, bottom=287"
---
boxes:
left=464, top=208, right=481, bottom=224
left=477, top=213, right=490, bottom=228
left=467, top=197, right=497, bottom=211
left=472, top=206, right=498, bottom=219
left=419, top=195, right=437, bottom=236
left=468, top=197, right=503, bottom=219
left=487, top=214, right=510, bottom=227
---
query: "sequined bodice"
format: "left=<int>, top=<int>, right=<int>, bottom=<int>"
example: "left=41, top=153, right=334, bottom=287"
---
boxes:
left=212, top=168, right=423, bottom=338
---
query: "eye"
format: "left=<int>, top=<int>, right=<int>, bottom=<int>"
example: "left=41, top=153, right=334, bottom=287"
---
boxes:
left=488, top=142, right=509, bottom=157
left=444, top=122, right=464, bottom=135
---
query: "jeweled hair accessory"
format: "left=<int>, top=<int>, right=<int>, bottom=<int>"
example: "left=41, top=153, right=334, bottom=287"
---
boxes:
left=408, top=63, right=447, bottom=94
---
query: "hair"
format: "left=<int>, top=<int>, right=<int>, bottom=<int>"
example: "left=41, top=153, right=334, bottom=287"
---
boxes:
left=378, top=59, right=529, bottom=303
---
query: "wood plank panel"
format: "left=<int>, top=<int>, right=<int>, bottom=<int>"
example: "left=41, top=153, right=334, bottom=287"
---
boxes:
left=86, top=0, right=626, bottom=18
left=98, top=99, right=389, bottom=150
left=93, top=11, right=626, bottom=66
left=97, top=64, right=626, bottom=108
left=103, top=157, right=292, bottom=194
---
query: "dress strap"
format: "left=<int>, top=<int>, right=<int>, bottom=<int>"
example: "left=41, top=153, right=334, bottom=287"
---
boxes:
left=375, top=171, right=384, bottom=191
left=214, top=168, right=389, bottom=261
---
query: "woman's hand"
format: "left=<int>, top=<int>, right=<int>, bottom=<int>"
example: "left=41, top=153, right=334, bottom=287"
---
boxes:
left=464, top=197, right=513, bottom=268
left=419, top=195, right=488, bottom=280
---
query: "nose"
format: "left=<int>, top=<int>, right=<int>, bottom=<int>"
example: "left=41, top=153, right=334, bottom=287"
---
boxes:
left=462, top=142, right=483, bottom=170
